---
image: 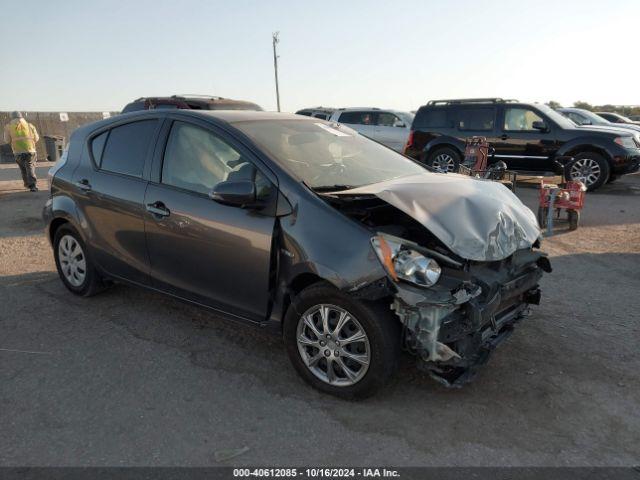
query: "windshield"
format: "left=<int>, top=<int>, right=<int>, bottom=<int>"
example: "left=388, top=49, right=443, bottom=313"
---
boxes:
left=570, top=110, right=609, bottom=126
left=536, top=104, right=576, bottom=129
left=234, top=119, right=426, bottom=190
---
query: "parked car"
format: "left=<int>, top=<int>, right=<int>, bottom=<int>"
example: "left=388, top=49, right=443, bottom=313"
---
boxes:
left=44, top=110, right=550, bottom=398
left=122, top=95, right=263, bottom=113
left=327, top=108, right=414, bottom=152
left=404, top=98, right=640, bottom=191
left=595, top=112, right=640, bottom=126
left=629, top=115, right=640, bottom=122
left=295, top=107, right=336, bottom=120
left=558, top=108, right=640, bottom=133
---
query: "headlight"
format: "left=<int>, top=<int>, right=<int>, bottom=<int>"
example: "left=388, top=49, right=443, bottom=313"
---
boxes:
left=614, top=136, right=637, bottom=149
left=371, top=235, right=441, bottom=287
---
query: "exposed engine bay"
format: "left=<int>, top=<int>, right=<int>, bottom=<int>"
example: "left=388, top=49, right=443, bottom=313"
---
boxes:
left=320, top=180, right=551, bottom=387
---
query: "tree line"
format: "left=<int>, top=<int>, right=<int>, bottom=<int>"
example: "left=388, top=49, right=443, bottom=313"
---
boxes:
left=545, top=101, right=640, bottom=117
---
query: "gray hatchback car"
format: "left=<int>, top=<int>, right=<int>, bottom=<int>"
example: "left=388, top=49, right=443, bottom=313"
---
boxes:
left=44, top=110, right=550, bottom=398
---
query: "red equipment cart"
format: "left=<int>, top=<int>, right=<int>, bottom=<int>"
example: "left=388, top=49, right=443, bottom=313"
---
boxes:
left=537, top=179, right=586, bottom=231
left=458, top=136, right=518, bottom=191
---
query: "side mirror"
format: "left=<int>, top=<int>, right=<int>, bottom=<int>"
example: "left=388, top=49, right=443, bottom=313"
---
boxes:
left=581, top=119, right=592, bottom=125
left=532, top=120, right=548, bottom=132
left=394, top=121, right=406, bottom=128
left=210, top=180, right=258, bottom=208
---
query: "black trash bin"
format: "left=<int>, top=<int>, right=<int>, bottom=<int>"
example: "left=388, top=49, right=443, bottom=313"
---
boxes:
left=44, top=135, right=65, bottom=162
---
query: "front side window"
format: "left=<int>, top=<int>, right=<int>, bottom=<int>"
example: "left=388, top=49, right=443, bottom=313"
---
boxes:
left=376, top=112, right=403, bottom=127
left=100, top=120, right=158, bottom=177
left=161, top=121, right=271, bottom=198
left=504, top=108, right=544, bottom=131
left=338, top=111, right=375, bottom=126
left=565, top=112, right=585, bottom=125
left=457, top=108, right=495, bottom=131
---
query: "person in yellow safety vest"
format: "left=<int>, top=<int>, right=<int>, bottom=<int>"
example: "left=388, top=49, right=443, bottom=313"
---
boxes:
left=3, top=111, right=40, bottom=192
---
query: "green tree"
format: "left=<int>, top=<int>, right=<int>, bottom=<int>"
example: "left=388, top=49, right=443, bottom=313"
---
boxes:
left=546, top=101, right=562, bottom=109
left=573, top=101, right=593, bottom=110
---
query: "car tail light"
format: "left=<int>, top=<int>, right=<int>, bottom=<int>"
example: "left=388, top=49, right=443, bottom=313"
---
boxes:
left=403, top=130, right=414, bottom=154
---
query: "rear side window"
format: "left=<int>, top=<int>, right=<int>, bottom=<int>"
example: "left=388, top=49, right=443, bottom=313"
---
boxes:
left=338, top=111, right=375, bottom=125
left=457, top=108, right=495, bottom=131
left=413, top=108, right=449, bottom=129
left=99, top=120, right=158, bottom=177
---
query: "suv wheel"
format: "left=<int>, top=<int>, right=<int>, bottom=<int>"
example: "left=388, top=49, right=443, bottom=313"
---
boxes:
left=565, top=152, right=610, bottom=191
left=283, top=283, right=400, bottom=399
left=426, top=147, right=460, bottom=173
left=53, top=225, right=107, bottom=297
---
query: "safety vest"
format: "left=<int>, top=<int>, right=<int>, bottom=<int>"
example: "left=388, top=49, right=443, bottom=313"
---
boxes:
left=7, top=118, right=37, bottom=154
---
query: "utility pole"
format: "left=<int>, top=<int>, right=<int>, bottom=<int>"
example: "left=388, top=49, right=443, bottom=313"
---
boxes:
left=272, top=31, right=281, bottom=112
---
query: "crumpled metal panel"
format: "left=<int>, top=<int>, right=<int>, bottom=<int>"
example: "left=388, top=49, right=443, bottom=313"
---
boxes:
left=335, top=173, right=540, bottom=261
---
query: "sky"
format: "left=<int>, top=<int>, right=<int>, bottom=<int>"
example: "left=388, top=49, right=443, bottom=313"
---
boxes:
left=1, top=0, right=638, bottom=113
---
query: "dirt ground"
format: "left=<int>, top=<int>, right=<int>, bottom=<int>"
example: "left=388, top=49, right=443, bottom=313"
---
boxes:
left=1, top=162, right=639, bottom=466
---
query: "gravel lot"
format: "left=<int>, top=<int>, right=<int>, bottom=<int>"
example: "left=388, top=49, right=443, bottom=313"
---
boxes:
left=1, top=162, right=639, bottom=466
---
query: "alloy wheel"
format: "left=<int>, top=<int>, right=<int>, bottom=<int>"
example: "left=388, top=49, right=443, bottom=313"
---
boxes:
left=296, top=304, right=371, bottom=387
left=569, top=158, right=601, bottom=187
left=58, top=235, right=87, bottom=287
left=432, top=153, right=456, bottom=172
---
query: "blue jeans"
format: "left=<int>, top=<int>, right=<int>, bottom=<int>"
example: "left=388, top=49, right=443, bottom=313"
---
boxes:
left=15, top=153, right=37, bottom=189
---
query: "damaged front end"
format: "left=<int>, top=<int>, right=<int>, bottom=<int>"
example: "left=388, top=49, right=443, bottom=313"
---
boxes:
left=390, top=246, right=551, bottom=387
left=322, top=173, right=553, bottom=387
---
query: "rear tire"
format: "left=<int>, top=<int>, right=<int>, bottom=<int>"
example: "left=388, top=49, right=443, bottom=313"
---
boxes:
left=53, top=224, right=107, bottom=297
left=425, top=147, right=461, bottom=173
left=564, top=152, right=610, bottom=191
left=537, top=207, right=548, bottom=228
left=568, top=210, right=580, bottom=231
left=283, top=283, right=400, bottom=399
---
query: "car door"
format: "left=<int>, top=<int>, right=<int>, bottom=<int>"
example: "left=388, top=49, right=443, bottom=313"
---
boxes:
left=451, top=106, right=499, bottom=164
left=71, top=117, right=162, bottom=285
left=493, top=106, right=556, bottom=171
left=372, top=112, right=410, bottom=151
left=336, top=110, right=376, bottom=139
left=143, top=118, right=277, bottom=322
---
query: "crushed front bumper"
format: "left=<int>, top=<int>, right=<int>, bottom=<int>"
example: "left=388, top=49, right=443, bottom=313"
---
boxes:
left=392, top=249, right=551, bottom=387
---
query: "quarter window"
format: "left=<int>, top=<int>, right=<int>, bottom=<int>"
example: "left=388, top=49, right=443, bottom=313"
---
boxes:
left=504, top=108, right=544, bottom=131
left=161, top=121, right=271, bottom=198
left=457, top=108, right=495, bottom=131
left=90, top=131, right=108, bottom=166
left=99, top=120, right=158, bottom=177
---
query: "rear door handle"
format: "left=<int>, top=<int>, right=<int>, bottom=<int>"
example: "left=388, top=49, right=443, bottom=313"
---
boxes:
left=75, top=179, right=92, bottom=192
left=146, top=201, right=170, bottom=218
left=501, top=134, right=509, bottom=140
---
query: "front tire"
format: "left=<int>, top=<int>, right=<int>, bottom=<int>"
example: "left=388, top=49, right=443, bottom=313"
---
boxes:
left=283, top=283, right=400, bottom=399
left=53, top=225, right=106, bottom=297
left=565, top=152, right=610, bottom=191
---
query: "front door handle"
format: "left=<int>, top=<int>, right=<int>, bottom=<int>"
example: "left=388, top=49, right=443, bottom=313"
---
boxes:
left=146, top=201, right=170, bottom=218
left=75, top=179, right=92, bottom=192
left=501, top=134, right=509, bottom=140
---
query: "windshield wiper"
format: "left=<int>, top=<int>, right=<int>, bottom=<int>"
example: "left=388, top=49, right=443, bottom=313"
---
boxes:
left=312, top=184, right=357, bottom=192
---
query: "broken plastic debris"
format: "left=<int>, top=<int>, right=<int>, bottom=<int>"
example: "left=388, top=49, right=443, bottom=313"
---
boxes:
left=214, top=446, right=250, bottom=462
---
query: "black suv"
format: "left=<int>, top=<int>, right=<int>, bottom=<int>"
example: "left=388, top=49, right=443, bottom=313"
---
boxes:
left=404, top=98, right=640, bottom=190
left=122, top=95, right=263, bottom=113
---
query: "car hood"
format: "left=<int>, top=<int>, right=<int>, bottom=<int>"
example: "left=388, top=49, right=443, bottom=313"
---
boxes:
left=333, top=173, right=540, bottom=262
left=577, top=124, right=640, bottom=135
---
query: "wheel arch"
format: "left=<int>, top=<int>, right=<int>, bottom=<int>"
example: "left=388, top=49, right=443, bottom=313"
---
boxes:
left=423, top=140, right=464, bottom=163
left=557, top=143, right=614, bottom=166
